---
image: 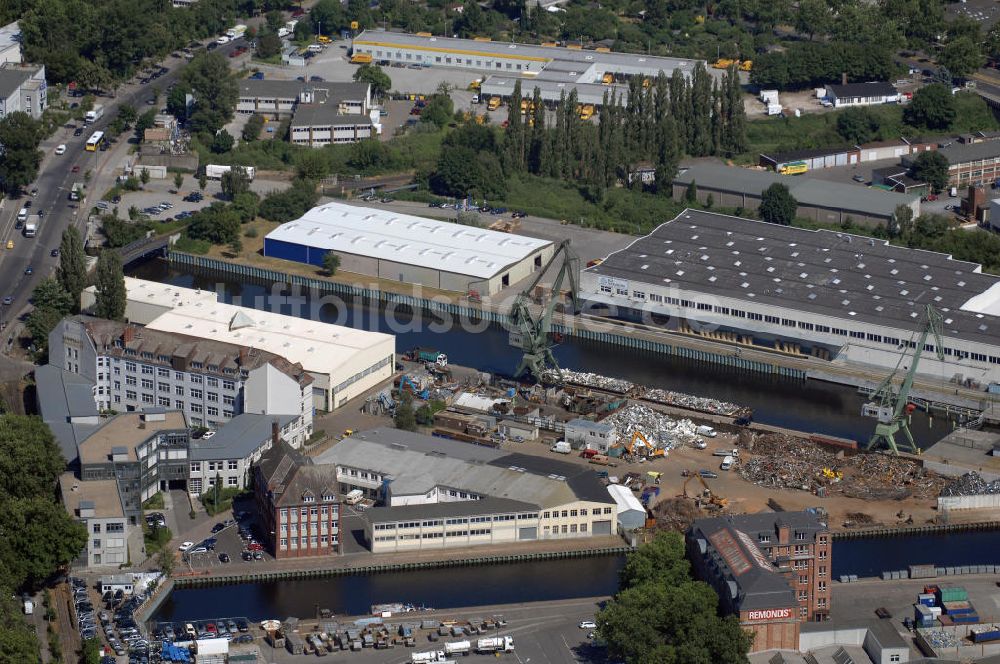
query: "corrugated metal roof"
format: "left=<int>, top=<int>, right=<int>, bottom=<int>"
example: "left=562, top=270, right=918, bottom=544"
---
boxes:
left=264, top=202, right=552, bottom=279
left=607, top=484, right=644, bottom=514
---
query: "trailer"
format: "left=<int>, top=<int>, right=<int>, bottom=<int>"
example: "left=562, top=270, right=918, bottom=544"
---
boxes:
left=476, top=636, right=514, bottom=653
left=411, top=650, right=446, bottom=663
left=444, top=640, right=470, bottom=656
left=205, top=164, right=255, bottom=180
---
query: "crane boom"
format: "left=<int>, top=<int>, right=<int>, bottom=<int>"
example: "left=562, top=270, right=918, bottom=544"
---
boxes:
left=862, top=304, right=944, bottom=454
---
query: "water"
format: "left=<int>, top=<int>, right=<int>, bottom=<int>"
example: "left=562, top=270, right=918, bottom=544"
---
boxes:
left=151, top=556, right=625, bottom=622
left=149, top=530, right=1000, bottom=623
left=129, top=260, right=954, bottom=447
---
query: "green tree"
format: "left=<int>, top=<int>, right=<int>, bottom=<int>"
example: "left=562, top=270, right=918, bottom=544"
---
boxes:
left=295, top=150, right=330, bottom=180
left=421, top=93, right=455, bottom=128
left=939, top=36, right=985, bottom=80
left=353, top=63, right=392, bottom=99
left=891, top=203, right=914, bottom=238
left=187, top=203, right=242, bottom=244
left=31, top=277, right=73, bottom=315
left=265, top=10, right=284, bottom=31
left=80, top=636, right=101, bottom=664
left=257, top=31, right=282, bottom=59
left=211, top=129, right=235, bottom=154
left=198, top=173, right=208, bottom=191
left=322, top=252, right=340, bottom=276
left=242, top=114, right=265, bottom=142
left=57, top=227, right=86, bottom=308
left=0, top=415, right=68, bottom=496
left=94, top=251, right=126, bottom=321
left=117, top=104, right=138, bottom=129
left=0, top=590, right=41, bottom=662
left=139, top=168, right=151, bottom=186
left=227, top=236, right=243, bottom=256
left=905, top=84, right=957, bottom=130
left=26, top=307, right=63, bottom=352
left=347, top=139, right=392, bottom=171
left=759, top=182, right=797, bottom=225
left=221, top=166, right=251, bottom=199
left=684, top=180, right=698, bottom=203
left=0, top=112, right=42, bottom=194
left=836, top=107, right=880, bottom=144
left=909, top=150, right=950, bottom=193
left=135, top=108, right=156, bottom=143
left=166, top=82, right=191, bottom=120
left=430, top=146, right=506, bottom=199
left=795, top=0, right=831, bottom=40
left=182, top=52, right=239, bottom=135
left=173, top=172, right=184, bottom=191
left=394, top=391, right=417, bottom=431
left=156, top=550, right=174, bottom=577
left=0, top=494, right=88, bottom=590
left=259, top=179, right=318, bottom=222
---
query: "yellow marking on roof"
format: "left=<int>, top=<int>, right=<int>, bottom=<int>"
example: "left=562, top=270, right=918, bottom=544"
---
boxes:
left=353, top=40, right=553, bottom=63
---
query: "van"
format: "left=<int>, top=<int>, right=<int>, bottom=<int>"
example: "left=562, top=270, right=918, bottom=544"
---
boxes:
left=720, top=455, right=734, bottom=471
left=308, top=44, right=323, bottom=52
left=23, top=597, right=33, bottom=615
left=17, top=208, right=28, bottom=223
left=696, top=425, right=717, bottom=438
left=550, top=440, right=571, bottom=454
left=344, top=489, right=364, bottom=505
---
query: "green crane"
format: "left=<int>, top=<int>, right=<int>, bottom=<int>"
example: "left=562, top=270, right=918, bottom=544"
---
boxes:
left=509, top=240, right=580, bottom=382
left=862, top=303, right=944, bottom=455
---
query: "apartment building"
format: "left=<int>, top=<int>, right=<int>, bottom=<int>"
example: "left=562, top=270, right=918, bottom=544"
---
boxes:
left=0, top=62, right=46, bottom=119
left=254, top=439, right=342, bottom=559
left=687, top=512, right=832, bottom=652
left=187, top=414, right=294, bottom=495
left=48, top=316, right=314, bottom=446
left=59, top=474, right=130, bottom=568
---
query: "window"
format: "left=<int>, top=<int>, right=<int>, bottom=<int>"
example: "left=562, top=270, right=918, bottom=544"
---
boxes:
left=207, top=406, right=219, bottom=417
left=141, top=378, right=153, bottom=390
left=93, top=524, right=101, bottom=533
left=207, top=377, right=218, bottom=387
left=158, top=396, right=170, bottom=407
left=227, top=477, right=238, bottom=487
left=228, top=460, right=238, bottom=470
left=141, top=365, right=154, bottom=375
left=818, top=581, right=826, bottom=591
left=126, top=390, right=137, bottom=400
left=157, top=367, right=169, bottom=377
left=191, top=375, right=203, bottom=384
left=190, top=462, right=201, bottom=472
left=223, top=380, right=235, bottom=390
left=126, top=376, right=137, bottom=386
left=141, top=393, right=154, bottom=404
left=191, top=389, right=203, bottom=400
left=174, top=385, right=185, bottom=395
left=889, top=655, right=900, bottom=663
left=208, top=392, right=218, bottom=402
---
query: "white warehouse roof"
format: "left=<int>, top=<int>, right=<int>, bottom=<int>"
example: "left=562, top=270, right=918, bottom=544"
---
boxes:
left=607, top=484, right=645, bottom=516
left=265, top=201, right=553, bottom=279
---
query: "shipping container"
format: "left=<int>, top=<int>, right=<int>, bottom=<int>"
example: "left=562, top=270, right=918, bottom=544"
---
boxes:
left=952, top=613, right=979, bottom=624
left=918, top=593, right=936, bottom=607
left=943, top=601, right=974, bottom=615
left=937, top=587, right=968, bottom=603
left=910, top=564, right=937, bottom=579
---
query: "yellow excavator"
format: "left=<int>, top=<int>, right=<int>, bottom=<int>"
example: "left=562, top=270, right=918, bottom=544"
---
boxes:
left=681, top=473, right=728, bottom=508
left=625, top=431, right=664, bottom=458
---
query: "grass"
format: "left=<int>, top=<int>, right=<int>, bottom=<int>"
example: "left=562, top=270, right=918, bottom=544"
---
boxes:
left=142, top=492, right=165, bottom=510
left=143, top=524, right=172, bottom=556
left=173, top=235, right=211, bottom=254
left=199, top=486, right=245, bottom=517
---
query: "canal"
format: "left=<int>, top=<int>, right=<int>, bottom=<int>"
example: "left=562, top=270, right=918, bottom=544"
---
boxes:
left=129, top=261, right=955, bottom=447
left=150, top=530, right=1000, bottom=623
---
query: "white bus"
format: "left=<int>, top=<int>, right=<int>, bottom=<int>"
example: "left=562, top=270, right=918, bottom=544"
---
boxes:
left=85, top=131, right=105, bottom=152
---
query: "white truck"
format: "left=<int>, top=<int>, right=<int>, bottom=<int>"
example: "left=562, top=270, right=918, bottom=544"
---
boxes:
left=696, top=425, right=717, bottom=438
left=205, top=164, right=255, bottom=180
left=226, top=24, right=247, bottom=39
left=444, top=641, right=470, bottom=656
left=22, top=597, right=33, bottom=615
left=85, top=104, right=104, bottom=124
left=477, top=636, right=514, bottom=653
left=411, top=651, right=446, bottom=664
left=712, top=448, right=739, bottom=458
left=23, top=216, right=38, bottom=237
left=550, top=440, right=571, bottom=454
left=285, top=19, right=298, bottom=31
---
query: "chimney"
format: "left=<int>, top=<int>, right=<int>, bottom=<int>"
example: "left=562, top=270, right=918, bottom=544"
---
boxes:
left=122, top=326, right=136, bottom=344
left=272, top=419, right=280, bottom=445
left=841, top=72, right=847, bottom=86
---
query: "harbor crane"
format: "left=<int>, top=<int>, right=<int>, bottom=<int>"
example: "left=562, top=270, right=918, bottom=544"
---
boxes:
left=862, top=304, right=944, bottom=455
left=509, top=240, right=580, bottom=382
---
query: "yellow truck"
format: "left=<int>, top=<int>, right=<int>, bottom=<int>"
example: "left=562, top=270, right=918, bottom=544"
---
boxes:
left=350, top=52, right=372, bottom=64
left=488, top=96, right=501, bottom=111
left=317, top=35, right=332, bottom=44
left=602, top=72, right=614, bottom=85
left=578, top=104, right=595, bottom=120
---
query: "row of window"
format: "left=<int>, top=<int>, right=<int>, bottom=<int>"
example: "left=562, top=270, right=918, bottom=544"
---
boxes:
left=334, top=356, right=393, bottom=394
left=365, top=49, right=533, bottom=72
left=112, top=357, right=241, bottom=387
left=190, top=461, right=239, bottom=473
left=376, top=528, right=493, bottom=543
left=543, top=507, right=612, bottom=518
left=279, top=505, right=339, bottom=518
left=91, top=522, right=125, bottom=534
left=545, top=523, right=588, bottom=534
left=278, top=534, right=337, bottom=549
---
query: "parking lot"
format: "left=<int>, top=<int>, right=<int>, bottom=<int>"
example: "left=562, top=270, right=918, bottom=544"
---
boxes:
left=179, top=509, right=274, bottom=571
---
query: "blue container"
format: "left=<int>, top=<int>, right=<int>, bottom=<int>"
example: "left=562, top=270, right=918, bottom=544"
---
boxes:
left=918, top=593, right=935, bottom=607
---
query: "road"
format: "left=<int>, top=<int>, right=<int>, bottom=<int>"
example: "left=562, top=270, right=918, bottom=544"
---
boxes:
left=0, top=39, right=243, bottom=346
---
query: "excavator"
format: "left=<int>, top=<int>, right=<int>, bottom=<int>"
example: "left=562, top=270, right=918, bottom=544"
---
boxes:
left=623, top=431, right=665, bottom=459
left=680, top=472, right=728, bottom=509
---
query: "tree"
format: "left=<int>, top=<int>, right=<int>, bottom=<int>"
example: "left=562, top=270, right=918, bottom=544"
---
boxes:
left=211, top=129, right=235, bottom=154
left=57, top=227, right=86, bottom=308
left=684, top=180, right=698, bottom=203
left=795, top=0, right=831, bottom=40
left=227, top=236, right=243, bottom=257
left=182, top=53, right=239, bottom=135
left=322, top=252, right=340, bottom=276
left=156, top=550, right=174, bottom=577
left=26, top=307, right=64, bottom=352
left=166, top=82, right=191, bottom=120
left=187, top=203, right=242, bottom=245
left=198, top=173, right=208, bottom=191
left=135, top=108, right=156, bottom=143
left=393, top=391, right=417, bottom=431
left=759, top=183, right=797, bottom=225
left=0, top=415, right=68, bottom=496
left=259, top=179, right=318, bottom=222
left=80, top=637, right=101, bottom=664
left=430, top=146, right=506, bottom=199
left=353, top=63, right=392, bottom=99
left=0, top=112, right=42, bottom=194
left=94, top=251, right=126, bottom=321
left=117, top=104, right=138, bottom=129
left=836, top=107, right=880, bottom=144
left=139, top=168, right=151, bottom=186
left=905, top=84, right=957, bottom=130
left=421, top=93, right=455, bottom=129
left=221, top=166, right=251, bottom=199
left=0, top=494, right=88, bottom=590
left=891, top=203, right=914, bottom=238
left=265, top=9, right=284, bottom=31
left=173, top=172, right=184, bottom=191
left=939, top=36, right=985, bottom=80
left=242, top=114, right=265, bottom=142
left=257, top=31, right=282, bottom=59
left=0, top=590, right=41, bottom=663
left=909, top=150, right=950, bottom=193
left=31, top=277, right=73, bottom=315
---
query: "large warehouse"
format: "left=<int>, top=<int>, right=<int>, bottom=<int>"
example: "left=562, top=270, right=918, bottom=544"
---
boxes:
left=351, top=30, right=705, bottom=106
left=263, top=202, right=554, bottom=295
left=314, top=428, right=618, bottom=553
left=581, top=209, right=1000, bottom=387
left=672, top=162, right=920, bottom=226
left=81, top=277, right=395, bottom=412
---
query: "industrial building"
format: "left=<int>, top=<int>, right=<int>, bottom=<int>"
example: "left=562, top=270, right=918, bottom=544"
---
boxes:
left=581, top=209, right=1000, bottom=387
left=263, top=201, right=554, bottom=296
left=314, top=428, right=617, bottom=553
left=672, top=162, right=920, bottom=226
left=0, top=62, right=46, bottom=119
left=759, top=138, right=935, bottom=173
left=687, top=512, right=832, bottom=652
left=236, top=79, right=373, bottom=144
left=254, top=439, right=342, bottom=559
left=905, top=140, right=1000, bottom=189
left=749, top=620, right=911, bottom=664
left=351, top=30, right=705, bottom=107
left=289, top=102, right=380, bottom=147
left=824, top=81, right=899, bottom=108
left=82, top=277, right=396, bottom=412
left=606, top=484, right=646, bottom=532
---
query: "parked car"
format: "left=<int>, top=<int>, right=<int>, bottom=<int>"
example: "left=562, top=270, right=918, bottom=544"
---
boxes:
left=698, top=469, right=719, bottom=479
left=178, top=541, right=195, bottom=551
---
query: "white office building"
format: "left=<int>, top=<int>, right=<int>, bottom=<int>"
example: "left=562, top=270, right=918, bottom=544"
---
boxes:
left=0, top=62, right=46, bottom=119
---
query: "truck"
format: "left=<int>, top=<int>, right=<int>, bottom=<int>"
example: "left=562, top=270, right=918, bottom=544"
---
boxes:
left=411, top=651, right=445, bottom=664
left=85, top=104, right=104, bottom=124
left=285, top=19, right=298, bottom=31
left=351, top=52, right=373, bottom=64
left=23, top=216, right=38, bottom=237
left=22, top=597, right=33, bottom=615
left=226, top=24, right=247, bottom=39
left=477, top=636, right=514, bottom=653
left=205, top=164, right=255, bottom=180
left=550, top=441, right=571, bottom=454
left=68, top=182, right=84, bottom=201
left=696, top=425, right=717, bottom=438
left=488, top=96, right=501, bottom=111
left=344, top=489, right=364, bottom=505
left=278, top=27, right=290, bottom=38
left=443, top=641, right=470, bottom=656
left=712, top=448, right=739, bottom=458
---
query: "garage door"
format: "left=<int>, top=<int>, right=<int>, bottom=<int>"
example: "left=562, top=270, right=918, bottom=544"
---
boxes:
left=518, top=527, right=537, bottom=540
left=592, top=520, right=612, bottom=536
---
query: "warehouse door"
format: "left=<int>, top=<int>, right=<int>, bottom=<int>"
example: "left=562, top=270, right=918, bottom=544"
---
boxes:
left=592, top=520, right=612, bottom=536
left=518, top=527, right=537, bottom=540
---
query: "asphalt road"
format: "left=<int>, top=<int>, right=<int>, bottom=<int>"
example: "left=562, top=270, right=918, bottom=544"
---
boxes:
left=0, top=38, right=243, bottom=338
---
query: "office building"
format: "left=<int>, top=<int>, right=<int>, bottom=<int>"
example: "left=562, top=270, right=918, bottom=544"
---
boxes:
left=687, top=512, right=832, bottom=651
left=289, top=103, right=380, bottom=147
left=907, top=140, right=1000, bottom=189
left=59, top=473, right=130, bottom=568
left=187, top=414, right=295, bottom=495
left=0, top=62, right=46, bottom=119
left=581, top=209, right=1000, bottom=387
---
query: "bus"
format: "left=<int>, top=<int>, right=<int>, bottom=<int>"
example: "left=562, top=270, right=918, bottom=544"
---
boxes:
left=85, top=131, right=105, bottom=152
left=779, top=160, right=808, bottom=175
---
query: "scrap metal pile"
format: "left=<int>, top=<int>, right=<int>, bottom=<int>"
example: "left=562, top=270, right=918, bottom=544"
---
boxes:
left=738, top=432, right=946, bottom=499
left=545, top=368, right=749, bottom=417
left=603, top=404, right=703, bottom=453
left=939, top=472, right=1000, bottom=497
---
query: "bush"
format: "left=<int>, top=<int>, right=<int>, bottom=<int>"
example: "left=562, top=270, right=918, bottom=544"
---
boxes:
left=199, top=486, right=245, bottom=516
left=173, top=235, right=212, bottom=254
left=244, top=226, right=258, bottom=238
left=143, top=524, right=172, bottom=555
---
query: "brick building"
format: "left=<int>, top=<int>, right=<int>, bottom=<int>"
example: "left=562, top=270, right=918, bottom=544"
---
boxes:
left=687, top=512, right=831, bottom=652
left=254, top=438, right=341, bottom=559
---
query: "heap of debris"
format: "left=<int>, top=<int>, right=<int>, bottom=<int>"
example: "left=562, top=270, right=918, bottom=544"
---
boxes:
left=939, top=472, right=1000, bottom=497
left=738, top=432, right=946, bottom=499
left=642, top=388, right=748, bottom=418
left=603, top=404, right=702, bottom=452
left=546, top=369, right=637, bottom=395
